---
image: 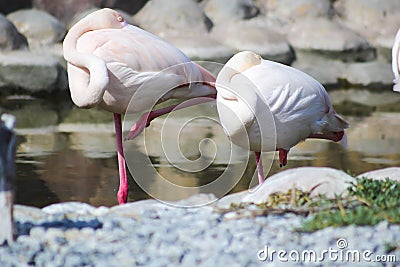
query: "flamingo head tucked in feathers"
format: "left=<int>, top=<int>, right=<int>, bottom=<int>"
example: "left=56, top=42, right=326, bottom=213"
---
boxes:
left=224, top=51, right=262, bottom=75
left=85, top=8, right=127, bottom=30
left=217, top=51, right=262, bottom=101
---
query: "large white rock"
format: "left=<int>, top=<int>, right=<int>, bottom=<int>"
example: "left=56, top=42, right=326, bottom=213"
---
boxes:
left=134, top=0, right=232, bottom=61
left=334, top=0, right=400, bottom=58
left=211, top=21, right=294, bottom=64
left=341, top=61, right=393, bottom=87
left=292, top=52, right=393, bottom=87
left=260, top=0, right=332, bottom=22
left=241, top=167, right=354, bottom=204
left=288, top=17, right=374, bottom=61
left=7, top=9, right=66, bottom=47
left=358, top=167, right=400, bottom=182
left=203, top=0, right=259, bottom=23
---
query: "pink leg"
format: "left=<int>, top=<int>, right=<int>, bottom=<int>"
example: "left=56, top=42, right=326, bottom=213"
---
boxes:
left=114, top=113, right=128, bottom=204
left=255, top=152, right=264, bottom=184
left=279, top=149, right=289, bottom=167
left=309, top=131, right=344, bottom=142
left=125, top=94, right=216, bottom=140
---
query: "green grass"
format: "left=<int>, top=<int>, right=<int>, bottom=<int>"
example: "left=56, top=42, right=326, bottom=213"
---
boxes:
left=301, top=177, right=400, bottom=232
left=225, top=177, right=400, bottom=233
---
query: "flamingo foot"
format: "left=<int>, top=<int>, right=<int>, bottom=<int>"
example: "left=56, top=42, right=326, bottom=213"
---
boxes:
left=279, top=149, right=288, bottom=167
left=117, top=184, right=128, bottom=204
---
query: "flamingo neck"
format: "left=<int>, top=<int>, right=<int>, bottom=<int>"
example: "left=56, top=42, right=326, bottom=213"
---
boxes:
left=216, top=65, right=258, bottom=136
left=63, top=18, right=109, bottom=107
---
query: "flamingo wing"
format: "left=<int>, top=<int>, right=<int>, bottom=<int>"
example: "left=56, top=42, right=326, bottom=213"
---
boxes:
left=73, top=25, right=213, bottom=114
left=243, top=60, right=348, bottom=147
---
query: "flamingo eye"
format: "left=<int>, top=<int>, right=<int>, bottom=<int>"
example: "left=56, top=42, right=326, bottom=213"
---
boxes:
left=117, top=15, right=124, bottom=22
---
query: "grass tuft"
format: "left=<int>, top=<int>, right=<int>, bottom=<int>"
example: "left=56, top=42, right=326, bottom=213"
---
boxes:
left=300, top=177, right=400, bottom=232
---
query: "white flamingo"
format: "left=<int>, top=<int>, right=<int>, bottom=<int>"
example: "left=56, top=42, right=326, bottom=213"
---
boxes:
left=216, top=51, right=349, bottom=184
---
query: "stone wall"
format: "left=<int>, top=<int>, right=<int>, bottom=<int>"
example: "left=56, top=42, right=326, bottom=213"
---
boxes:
left=0, top=0, right=398, bottom=93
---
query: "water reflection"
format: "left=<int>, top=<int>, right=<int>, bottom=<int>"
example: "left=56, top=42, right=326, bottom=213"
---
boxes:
left=3, top=90, right=400, bottom=208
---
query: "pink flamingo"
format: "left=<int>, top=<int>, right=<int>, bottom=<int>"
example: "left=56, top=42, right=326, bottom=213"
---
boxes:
left=216, top=51, right=349, bottom=184
left=63, top=8, right=216, bottom=204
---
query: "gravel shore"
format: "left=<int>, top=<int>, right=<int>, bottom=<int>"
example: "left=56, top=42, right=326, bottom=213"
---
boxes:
left=0, top=197, right=399, bottom=267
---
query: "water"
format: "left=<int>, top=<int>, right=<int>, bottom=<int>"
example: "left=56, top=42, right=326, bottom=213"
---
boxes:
left=3, top=87, right=400, bottom=208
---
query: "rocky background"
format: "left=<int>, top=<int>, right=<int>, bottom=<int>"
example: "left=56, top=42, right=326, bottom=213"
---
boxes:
left=0, top=0, right=398, bottom=94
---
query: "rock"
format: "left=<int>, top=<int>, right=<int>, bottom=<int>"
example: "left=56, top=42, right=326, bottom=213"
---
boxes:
left=257, top=0, right=332, bottom=29
left=170, top=193, right=217, bottom=207
left=14, top=205, right=47, bottom=223
left=33, top=0, right=102, bottom=23
left=267, top=0, right=331, bottom=18
left=341, top=61, right=393, bottom=87
left=203, top=0, right=259, bottom=23
left=42, top=201, right=97, bottom=215
left=0, top=14, right=28, bottom=51
left=134, top=0, right=211, bottom=35
left=0, top=0, right=31, bottom=14
left=368, top=15, right=400, bottom=62
left=7, top=9, right=66, bottom=47
left=358, top=167, right=400, bottom=182
left=0, top=51, right=67, bottom=92
left=288, top=17, right=375, bottom=62
left=211, top=21, right=294, bottom=64
left=102, top=0, right=148, bottom=15
left=156, top=33, right=233, bottom=62
left=109, top=199, right=164, bottom=217
left=203, top=0, right=293, bottom=63
left=241, top=167, right=354, bottom=204
left=133, top=0, right=232, bottom=61
left=67, top=8, right=136, bottom=29
left=334, top=0, right=400, bottom=33
left=292, top=52, right=393, bottom=87
left=216, top=190, right=248, bottom=209
left=334, top=0, right=400, bottom=57
left=291, top=52, right=344, bottom=86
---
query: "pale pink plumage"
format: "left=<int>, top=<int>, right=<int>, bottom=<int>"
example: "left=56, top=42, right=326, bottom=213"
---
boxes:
left=63, top=8, right=216, bottom=204
left=216, top=51, right=349, bottom=183
left=392, top=28, right=400, bottom=92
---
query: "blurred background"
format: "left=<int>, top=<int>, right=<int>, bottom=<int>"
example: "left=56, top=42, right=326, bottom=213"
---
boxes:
left=0, top=0, right=399, bottom=207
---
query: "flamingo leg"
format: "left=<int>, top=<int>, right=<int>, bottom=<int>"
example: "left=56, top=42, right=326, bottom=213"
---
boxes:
left=113, top=113, right=128, bottom=204
left=279, top=149, right=289, bottom=167
left=255, top=152, right=264, bottom=184
left=125, top=94, right=216, bottom=140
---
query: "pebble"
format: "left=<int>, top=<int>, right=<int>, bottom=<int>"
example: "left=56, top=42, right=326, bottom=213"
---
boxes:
left=1, top=193, right=398, bottom=266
